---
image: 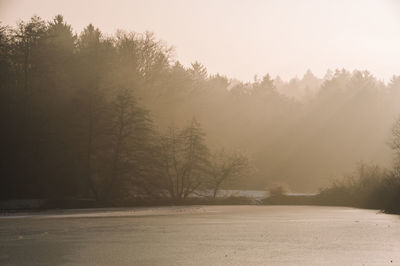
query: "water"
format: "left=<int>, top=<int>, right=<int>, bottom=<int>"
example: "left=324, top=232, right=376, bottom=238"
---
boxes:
left=194, top=189, right=316, bottom=198
left=1, top=206, right=399, bottom=265
left=202, top=189, right=268, bottom=199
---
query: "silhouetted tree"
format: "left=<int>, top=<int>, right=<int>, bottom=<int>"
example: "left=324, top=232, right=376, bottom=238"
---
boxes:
left=160, top=119, right=209, bottom=200
left=208, top=149, right=249, bottom=198
left=391, top=117, right=400, bottom=176
left=103, top=87, right=155, bottom=201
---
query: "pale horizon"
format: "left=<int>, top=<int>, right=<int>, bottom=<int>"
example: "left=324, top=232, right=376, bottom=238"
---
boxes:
left=1, top=0, right=400, bottom=82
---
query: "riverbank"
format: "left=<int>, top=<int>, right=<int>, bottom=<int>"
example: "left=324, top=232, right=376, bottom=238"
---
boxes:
left=2, top=185, right=399, bottom=215
left=0, top=196, right=260, bottom=214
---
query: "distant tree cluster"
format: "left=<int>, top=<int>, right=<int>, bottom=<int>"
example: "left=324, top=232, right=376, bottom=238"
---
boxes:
left=0, top=15, right=249, bottom=202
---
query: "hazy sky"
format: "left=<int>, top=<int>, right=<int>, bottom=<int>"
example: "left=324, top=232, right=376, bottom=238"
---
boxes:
left=1, top=0, right=400, bottom=82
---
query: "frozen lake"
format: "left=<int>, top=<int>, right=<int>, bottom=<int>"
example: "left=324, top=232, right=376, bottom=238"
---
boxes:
left=1, top=205, right=399, bottom=265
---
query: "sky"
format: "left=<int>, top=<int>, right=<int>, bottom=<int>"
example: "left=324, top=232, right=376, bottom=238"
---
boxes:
left=1, top=0, right=400, bottom=82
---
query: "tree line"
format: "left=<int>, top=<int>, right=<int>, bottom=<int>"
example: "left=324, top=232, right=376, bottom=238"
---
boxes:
left=0, top=15, right=249, bottom=202
left=1, top=14, right=400, bottom=200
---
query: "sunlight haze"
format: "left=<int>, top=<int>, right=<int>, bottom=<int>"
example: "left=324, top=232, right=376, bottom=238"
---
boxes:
left=2, top=2, right=400, bottom=264
left=1, top=0, right=400, bottom=81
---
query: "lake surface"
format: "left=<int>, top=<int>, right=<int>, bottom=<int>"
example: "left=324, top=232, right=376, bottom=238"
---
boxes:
left=1, top=206, right=399, bottom=265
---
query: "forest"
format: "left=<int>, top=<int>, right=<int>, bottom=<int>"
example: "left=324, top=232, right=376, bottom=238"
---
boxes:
left=1, top=15, right=400, bottom=206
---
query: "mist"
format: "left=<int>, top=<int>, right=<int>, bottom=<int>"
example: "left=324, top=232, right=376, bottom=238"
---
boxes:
left=1, top=12, right=400, bottom=201
left=2, top=2, right=400, bottom=265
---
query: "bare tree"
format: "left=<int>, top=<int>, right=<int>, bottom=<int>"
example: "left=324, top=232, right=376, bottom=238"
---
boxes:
left=104, top=87, right=138, bottom=201
left=208, top=149, right=249, bottom=198
left=160, top=118, right=209, bottom=200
